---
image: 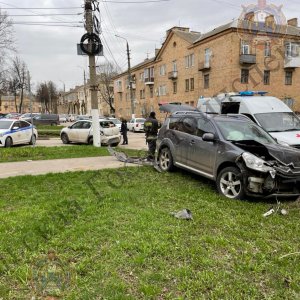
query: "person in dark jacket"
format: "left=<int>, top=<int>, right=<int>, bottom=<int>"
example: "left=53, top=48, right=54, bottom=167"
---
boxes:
left=121, top=119, right=128, bottom=145
left=144, top=111, right=159, bottom=160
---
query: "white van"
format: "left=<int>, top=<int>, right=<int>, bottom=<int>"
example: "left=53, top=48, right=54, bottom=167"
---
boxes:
left=220, top=92, right=300, bottom=148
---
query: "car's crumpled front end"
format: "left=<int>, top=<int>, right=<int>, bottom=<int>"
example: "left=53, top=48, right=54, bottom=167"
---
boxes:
left=235, top=140, right=300, bottom=198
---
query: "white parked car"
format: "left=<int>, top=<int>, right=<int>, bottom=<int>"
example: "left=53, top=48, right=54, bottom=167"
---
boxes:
left=59, top=114, right=68, bottom=123
left=0, top=119, right=38, bottom=147
left=127, top=118, right=146, bottom=132
left=60, top=119, right=121, bottom=146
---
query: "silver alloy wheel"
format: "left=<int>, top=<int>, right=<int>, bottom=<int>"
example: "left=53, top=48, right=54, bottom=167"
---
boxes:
left=219, top=171, right=242, bottom=199
left=159, top=149, right=171, bottom=171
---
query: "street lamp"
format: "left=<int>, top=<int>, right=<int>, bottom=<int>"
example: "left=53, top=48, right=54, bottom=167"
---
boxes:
left=77, top=66, right=88, bottom=115
left=115, top=34, right=135, bottom=117
left=59, top=79, right=66, bottom=109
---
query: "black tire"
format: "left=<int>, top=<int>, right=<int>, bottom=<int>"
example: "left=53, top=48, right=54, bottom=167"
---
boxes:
left=61, top=133, right=70, bottom=144
left=216, top=166, right=245, bottom=199
left=29, top=134, right=36, bottom=145
left=88, top=136, right=93, bottom=145
left=159, top=147, right=174, bottom=172
left=111, top=142, right=119, bottom=147
left=5, top=137, right=13, bottom=148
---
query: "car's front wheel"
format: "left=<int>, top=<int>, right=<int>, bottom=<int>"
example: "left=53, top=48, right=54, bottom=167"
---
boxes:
left=5, top=137, right=13, bottom=148
left=216, top=166, right=244, bottom=199
left=61, top=133, right=70, bottom=144
left=159, top=147, right=174, bottom=172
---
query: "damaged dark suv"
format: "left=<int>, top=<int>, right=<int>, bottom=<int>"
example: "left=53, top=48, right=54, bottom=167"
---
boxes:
left=156, top=110, right=300, bottom=199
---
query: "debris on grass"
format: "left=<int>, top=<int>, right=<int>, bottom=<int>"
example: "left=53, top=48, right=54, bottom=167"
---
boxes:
left=171, top=209, right=193, bottom=220
left=279, top=252, right=300, bottom=259
left=263, top=207, right=275, bottom=217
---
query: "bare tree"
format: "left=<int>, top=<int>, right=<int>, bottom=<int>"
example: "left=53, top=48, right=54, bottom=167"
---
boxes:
left=96, top=63, right=118, bottom=114
left=36, top=81, right=59, bottom=113
left=11, top=56, right=28, bottom=113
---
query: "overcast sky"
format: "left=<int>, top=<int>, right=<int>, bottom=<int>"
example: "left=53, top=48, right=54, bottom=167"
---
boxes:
left=1, top=0, right=298, bottom=92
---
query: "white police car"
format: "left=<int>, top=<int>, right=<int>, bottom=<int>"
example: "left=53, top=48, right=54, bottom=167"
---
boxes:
left=0, top=119, right=38, bottom=147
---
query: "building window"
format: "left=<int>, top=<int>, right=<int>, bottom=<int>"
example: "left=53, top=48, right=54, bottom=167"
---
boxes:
left=173, top=60, right=177, bottom=72
left=139, top=72, right=144, bottom=81
left=149, top=86, right=154, bottom=98
left=173, top=81, right=177, bottom=94
left=159, top=64, right=166, bottom=76
left=241, top=69, right=249, bottom=84
left=118, top=93, right=122, bottom=101
left=264, top=70, right=270, bottom=85
left=241, top=40, right=250, bottom=55
left=185, top=79, right=189, bottom=92
left=185, top=54, right=195, bottom=68
left=265, top=41, right=271, bottom=57
left=190, top=78, right=194, bottom=91
left=205, top=48, right=211, bottom=66
left=158, top=85, right=167, bottom=96
left=285, top=71, right=293, bottom=85
left=204, top=74, right=209, bottom=89
left=140, top=89, right=145, bottom=99
left=285, top=42, right=300, bottom=57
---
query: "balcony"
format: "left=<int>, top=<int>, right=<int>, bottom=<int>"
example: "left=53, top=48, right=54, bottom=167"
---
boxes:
left=144, top=77, right=154, bottom=85
left=284, top=56, right=300, bottom=69
left=240, top=54, right=256, bottom=64
left=198, top=61, right=211, bottom=71
left=168, top=71, right=178, bottom=80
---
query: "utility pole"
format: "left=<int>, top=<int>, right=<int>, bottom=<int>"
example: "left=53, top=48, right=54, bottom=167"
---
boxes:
left=116, top=35, right=135, bottom=117
left=85, top=0, right=101, bottom=147
left=27, top=71, right=35, bottom=147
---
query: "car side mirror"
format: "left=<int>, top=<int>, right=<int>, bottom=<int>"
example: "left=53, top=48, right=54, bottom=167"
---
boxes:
left=202, top=132, right=215, bottom=142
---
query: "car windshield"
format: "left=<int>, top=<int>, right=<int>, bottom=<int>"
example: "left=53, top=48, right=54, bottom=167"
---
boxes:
left=215, top=119, right=276, bottom=144
left=136, top=118, right=145, bottom=123
left=255, top=112, right=300, bottom=132
left=111, top=119, right=121, bottom=124
left=0, top=121, right=13, bottom=129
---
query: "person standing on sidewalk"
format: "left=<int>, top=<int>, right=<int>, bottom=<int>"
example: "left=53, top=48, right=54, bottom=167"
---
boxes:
left=121, top=119, right=128, bottom=145
left=144, top=111, right=158, bottom=160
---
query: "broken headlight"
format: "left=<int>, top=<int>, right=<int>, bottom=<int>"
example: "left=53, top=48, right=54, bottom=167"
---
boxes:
left=242, top=152, right=274, bottom=173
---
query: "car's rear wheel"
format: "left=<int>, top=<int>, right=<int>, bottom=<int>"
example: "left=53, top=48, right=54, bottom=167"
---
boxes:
left=88, top=136, right=93, bottom=145
left=217, top=166, right=244, bottom=199
left=29, top=134, right=36, bottom=145
left=159, top=147, right=174, bottom=172
left=5, top=137, right=13, bottom=148
left=61, top=133, right=70, bottom=144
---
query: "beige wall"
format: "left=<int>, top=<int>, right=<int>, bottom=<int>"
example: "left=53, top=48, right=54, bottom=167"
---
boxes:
left=114, top=27, right=300, bottom=122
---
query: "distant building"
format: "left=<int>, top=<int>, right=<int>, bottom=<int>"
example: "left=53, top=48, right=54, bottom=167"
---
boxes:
left=0, top=94, right=41, bottom=113
left=113, top=16, right=300, bottom=120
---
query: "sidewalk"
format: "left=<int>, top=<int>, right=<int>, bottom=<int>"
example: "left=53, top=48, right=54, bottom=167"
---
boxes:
left=0, top=156, right=135, bottom=179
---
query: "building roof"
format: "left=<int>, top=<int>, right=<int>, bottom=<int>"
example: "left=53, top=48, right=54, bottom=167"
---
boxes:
left=173, top=29, right=201, bottom=43
left=194, top=19, right=300, bottom=44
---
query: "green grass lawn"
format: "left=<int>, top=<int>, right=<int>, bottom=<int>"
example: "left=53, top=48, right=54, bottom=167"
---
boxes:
left=0, top=167, right=300, bottom=299
left=36, top=125, right=64, bottom=137
left=0, top=146, right=142, bottom=163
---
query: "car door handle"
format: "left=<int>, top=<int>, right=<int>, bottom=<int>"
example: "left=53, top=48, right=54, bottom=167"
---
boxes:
left=190, top=140, right=195, bottom=145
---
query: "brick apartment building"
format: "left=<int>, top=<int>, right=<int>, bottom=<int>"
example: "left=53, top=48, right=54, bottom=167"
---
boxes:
left=113, top=15, right=300, bottom=121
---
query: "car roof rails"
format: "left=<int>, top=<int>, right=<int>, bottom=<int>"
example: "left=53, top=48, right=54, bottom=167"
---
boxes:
left=172, top=111, right=202, bottom=116
left=223, top=114, right=253, bottom=122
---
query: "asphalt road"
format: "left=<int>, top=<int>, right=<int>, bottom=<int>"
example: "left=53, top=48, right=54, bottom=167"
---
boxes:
left=36, top=131, right=148, bottom=151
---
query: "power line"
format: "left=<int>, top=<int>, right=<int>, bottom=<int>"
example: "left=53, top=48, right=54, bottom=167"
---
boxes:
left=11, top=23, right=83, bottom=28
left=102, top=0, right=170, bottom=2
left=7, top=13, right=83, bottom=16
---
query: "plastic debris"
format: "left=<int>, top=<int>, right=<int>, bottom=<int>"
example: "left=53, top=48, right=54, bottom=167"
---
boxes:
left=171, top=209, right=193, bottom=220
left=263, top=208, right=275, bottom=217
left=280, top=209, right=288, bottom=216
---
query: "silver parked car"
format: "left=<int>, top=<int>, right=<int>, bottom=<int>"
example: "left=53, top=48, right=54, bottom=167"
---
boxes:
left=60, top=119, right=121, bottom=146
left=157, top=107, right=300, bottom=199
